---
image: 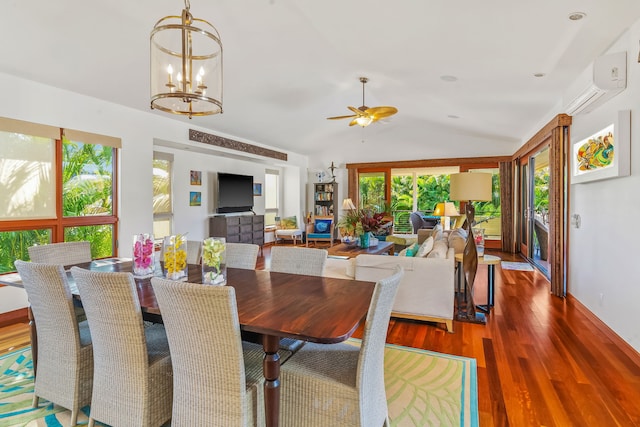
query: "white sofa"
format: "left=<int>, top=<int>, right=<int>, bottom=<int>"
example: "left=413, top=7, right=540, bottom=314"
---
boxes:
left=324, top=228, right=460, bottom=332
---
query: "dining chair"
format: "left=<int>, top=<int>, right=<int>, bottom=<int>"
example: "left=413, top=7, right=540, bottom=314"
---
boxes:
left=28, top=241, right=92, bottom=265
left=280, top=265, right=404, bottom=427
left=187, top=240, right=203, bottom=264
left=226, top=242, right=260, bottom=269
left=14, top=260, right=93, bottom=427
left=151, top=277, right=266, bottom=427
left=270, top=246, right=327, bottom=277
left=269, top=246, right=328, bottom=352
left=70, top=267, right=173, bottom=427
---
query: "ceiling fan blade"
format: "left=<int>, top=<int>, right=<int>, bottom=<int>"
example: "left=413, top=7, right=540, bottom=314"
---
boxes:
left=348, top=118, right=360, bottom=126
left=366, top=106, right=398, bottom=121
left=327, top=114, right=357, bottom=120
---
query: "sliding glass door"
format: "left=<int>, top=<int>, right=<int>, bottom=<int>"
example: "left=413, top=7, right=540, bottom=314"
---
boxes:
left=519, top=146, right=550, bottom=277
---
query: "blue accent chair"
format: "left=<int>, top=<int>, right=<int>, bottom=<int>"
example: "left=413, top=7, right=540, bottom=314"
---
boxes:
left=306, top=216, right=334, bottom=247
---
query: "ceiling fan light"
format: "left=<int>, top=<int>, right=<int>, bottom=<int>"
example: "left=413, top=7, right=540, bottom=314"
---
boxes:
left=355, top=116, right=373, bottom=127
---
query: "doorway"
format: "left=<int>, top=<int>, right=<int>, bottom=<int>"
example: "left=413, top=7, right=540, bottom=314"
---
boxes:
left=519, top=146, right=550, bottom=278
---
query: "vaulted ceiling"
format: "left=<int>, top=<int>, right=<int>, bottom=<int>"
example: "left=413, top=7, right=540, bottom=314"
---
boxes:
left=2, top=1, right=640, bottom=164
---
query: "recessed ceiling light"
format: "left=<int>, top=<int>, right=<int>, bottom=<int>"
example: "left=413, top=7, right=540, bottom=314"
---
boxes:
left=568, top=12, right=586, bottom=21
left=447, top=115, right=460, bottom=119
left=533, top=72, right=545, bottom=78
left=440, top=75, right=458, bottom=82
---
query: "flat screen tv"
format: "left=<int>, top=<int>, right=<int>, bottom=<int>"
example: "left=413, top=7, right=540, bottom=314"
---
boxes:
left=216, top=172, right=254, bottom=213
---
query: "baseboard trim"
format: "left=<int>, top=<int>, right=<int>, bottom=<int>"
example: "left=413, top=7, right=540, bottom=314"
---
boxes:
left=0, top=308, right=29, bottom=328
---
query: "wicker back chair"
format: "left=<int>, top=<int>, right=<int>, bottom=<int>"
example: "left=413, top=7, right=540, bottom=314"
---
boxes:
left=70, top=267, right=172, bottom=427
left=28, top=241, right=91, bottom=265
left=151, top=278, right=265, bottom=426
left=186, top=240, right=202, bottom=264
left=14, top=260, right=93, bottom=427
left=280, top=265, right=404, bottom=427
left=269, top=246, right=328, bottom=352
left=270, top=246, right=327, bottom=276
left=226, top=243, right=260, bottom=270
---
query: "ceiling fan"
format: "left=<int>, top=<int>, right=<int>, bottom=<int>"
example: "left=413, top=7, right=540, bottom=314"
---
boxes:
left=327, top=77, right=398, bottom=127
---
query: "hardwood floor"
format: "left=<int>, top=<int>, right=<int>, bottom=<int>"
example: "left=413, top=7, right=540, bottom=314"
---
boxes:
left=1, top=245, right=639, bottom=426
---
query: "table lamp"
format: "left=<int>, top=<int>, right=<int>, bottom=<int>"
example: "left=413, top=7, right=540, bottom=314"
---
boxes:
left=342, top=198, right=356, bottom=211
left=433, top=202, right=460, bottom=231
left=449, top=172, right=492, bottom=323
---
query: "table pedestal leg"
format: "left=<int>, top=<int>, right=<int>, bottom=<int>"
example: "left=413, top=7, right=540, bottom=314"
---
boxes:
left=263, top=334, right=281, bottom=427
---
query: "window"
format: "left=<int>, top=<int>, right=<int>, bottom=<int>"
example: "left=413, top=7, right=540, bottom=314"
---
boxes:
left=358, top=172, right=386, bottom=210
left=0, top=118, right=120, bottom=273
left=264, top=170, right=279, bottom=226
left=153, top=152, right=173, bottom=239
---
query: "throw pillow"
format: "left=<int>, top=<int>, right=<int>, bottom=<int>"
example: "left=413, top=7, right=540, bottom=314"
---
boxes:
left=281, top=216, right=298, bottom=229
left=427, top=240, right=449, bottom=258
left=431, top=224, right=444, bottom=241
left=448, top=228, right=468, bottom=254
left=314, top=218, right=332, bottom=234
left=398, top=248, right=409, bottom=256
left=416, top=236, right=434, bottom=257
left=405, top=243, right=420, bottom=257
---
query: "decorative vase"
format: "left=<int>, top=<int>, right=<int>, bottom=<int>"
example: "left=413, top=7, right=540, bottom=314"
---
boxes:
left=472, top=228, right=485, bottom=257
left=163, top=235, right=188, bottom=280
left=132, top=233, right=154, bottom=278
left=202, top=237, right=226, bottom=285
left=359, top=231, right=371, bottom=249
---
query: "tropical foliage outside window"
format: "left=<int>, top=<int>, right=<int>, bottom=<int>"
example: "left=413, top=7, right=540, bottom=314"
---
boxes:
left=358, top=172, right=385, bottom=211
left=0, top=124, right=117, bottom=273
left=357, top=166, right=501, bottom=238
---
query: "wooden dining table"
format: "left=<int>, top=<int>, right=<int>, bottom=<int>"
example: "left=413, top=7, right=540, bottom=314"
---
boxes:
left=1, top=258, right=376, bottom=427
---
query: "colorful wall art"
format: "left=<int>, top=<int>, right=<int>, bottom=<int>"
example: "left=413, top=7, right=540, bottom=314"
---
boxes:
left=571, top=110, right=630, bottom=184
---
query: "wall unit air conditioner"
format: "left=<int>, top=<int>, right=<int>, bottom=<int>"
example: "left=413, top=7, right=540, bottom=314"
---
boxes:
left=562, top=51, right=627, bottom=116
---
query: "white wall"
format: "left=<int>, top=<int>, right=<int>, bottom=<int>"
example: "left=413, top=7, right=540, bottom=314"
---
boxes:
left=568, top=22, right=640, bottom=352
left=0, top=72, right=309, bottom=313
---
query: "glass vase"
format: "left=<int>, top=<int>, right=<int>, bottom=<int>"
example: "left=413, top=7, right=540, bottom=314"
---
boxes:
left=472, top=228, right=485, bottom=257
left=163, top=235, right=188, bottom=280
left=359, top=232, right=371, bottom=249
left=202, top=237, right=226, bottom=285
left=132, top=233, right=155, bottom=278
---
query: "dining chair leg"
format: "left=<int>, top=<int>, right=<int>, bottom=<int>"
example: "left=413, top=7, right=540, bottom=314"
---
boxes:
left=31, top=394, right=38, bottom=408
left=88, top=418, right=95, bottom=427
left=384, top=415, right=391, bottom=426
left=70, top=409, right=78, bottom=427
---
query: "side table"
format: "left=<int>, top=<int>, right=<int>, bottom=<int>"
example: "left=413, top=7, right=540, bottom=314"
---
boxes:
left=455, top=253, right=501, bottom=313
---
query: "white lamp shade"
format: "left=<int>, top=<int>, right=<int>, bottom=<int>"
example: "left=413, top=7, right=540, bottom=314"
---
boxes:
left=449, top=172, right=492, bottom=202
left=342, top=198, right=356, bottom=210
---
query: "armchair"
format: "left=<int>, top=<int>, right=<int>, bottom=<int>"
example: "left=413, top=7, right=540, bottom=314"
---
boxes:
left=306, top=216, right=334, bottom=248
left=275, top=215, right=304, bottom=245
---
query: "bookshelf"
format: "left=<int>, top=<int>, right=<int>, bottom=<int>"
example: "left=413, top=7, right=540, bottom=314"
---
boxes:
left=313, top=182, right=338, bottom=225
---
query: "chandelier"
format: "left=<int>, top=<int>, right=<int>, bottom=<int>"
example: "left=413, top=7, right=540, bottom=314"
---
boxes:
left=150, top=0, right=223, bottom=118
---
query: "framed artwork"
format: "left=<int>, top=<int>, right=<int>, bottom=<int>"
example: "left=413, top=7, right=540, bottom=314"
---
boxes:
left=253, top=183, right=262, bottom=196
left=571, top=109, right=630, bottom=185
left=190, top=170, right=202, bottom=186
left=189, top=191, right=201, bottom=206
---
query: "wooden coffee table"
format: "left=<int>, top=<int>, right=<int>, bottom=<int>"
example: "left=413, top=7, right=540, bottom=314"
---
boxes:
left=327, top=240, right=394, bottom=258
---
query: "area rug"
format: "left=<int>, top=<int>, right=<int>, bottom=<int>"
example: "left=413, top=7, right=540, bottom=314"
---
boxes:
left=1, top=345, right=478, bottom=427
left=501, top=261, right=534, bottom=271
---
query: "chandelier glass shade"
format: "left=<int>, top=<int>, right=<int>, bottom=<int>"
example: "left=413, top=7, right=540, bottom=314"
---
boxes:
left=150, top=1, right=223, bottom=118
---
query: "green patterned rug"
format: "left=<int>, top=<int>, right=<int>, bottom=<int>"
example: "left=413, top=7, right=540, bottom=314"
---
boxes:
left=1, top=344, right=477, bottom=427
